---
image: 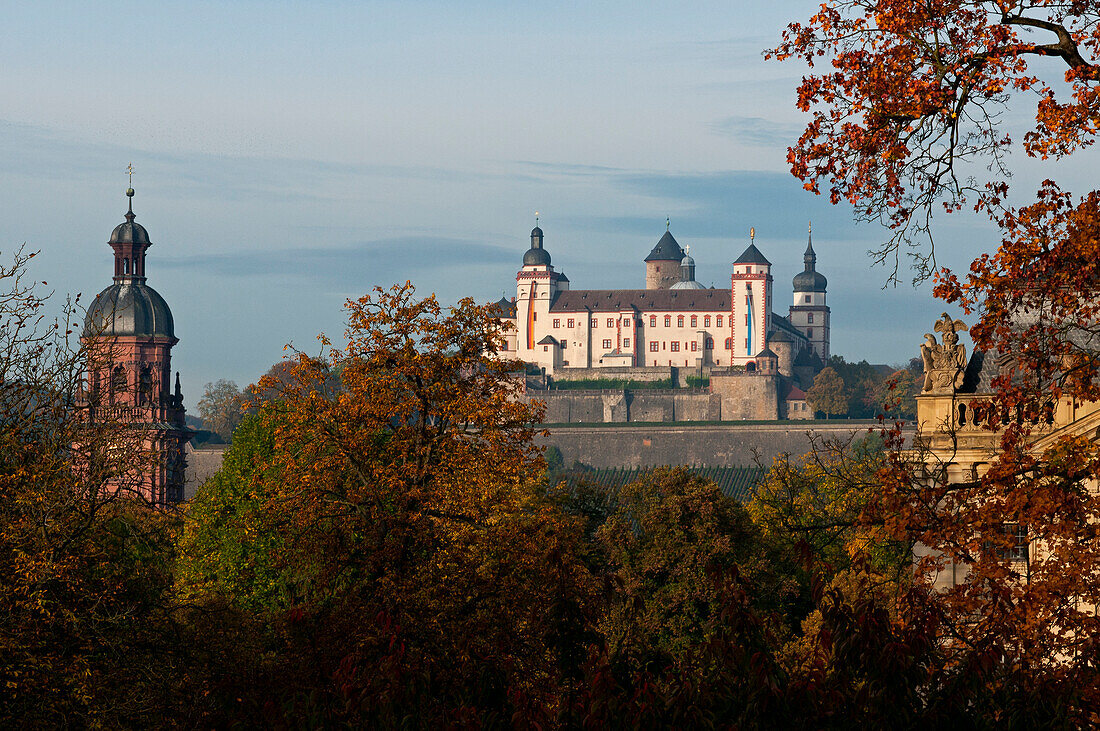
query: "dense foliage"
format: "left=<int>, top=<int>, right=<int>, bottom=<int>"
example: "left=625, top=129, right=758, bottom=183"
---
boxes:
left=4, top=268, right=1098, bottom=726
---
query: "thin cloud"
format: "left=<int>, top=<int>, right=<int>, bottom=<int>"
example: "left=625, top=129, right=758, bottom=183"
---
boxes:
left=710, top=115, right=803, bottom=147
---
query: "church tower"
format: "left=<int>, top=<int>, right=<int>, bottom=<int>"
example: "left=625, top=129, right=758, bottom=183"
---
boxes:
left=82, top=184, right=190, bottom=505
left=788, top=223, right=830, bottom=360
left=730, top=230, right=773, bottom=366
left=515, top=220, right=569, bottom=372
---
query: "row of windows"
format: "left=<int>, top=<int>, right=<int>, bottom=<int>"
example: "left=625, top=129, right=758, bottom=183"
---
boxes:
left=550, top=314, right=731, bottom=329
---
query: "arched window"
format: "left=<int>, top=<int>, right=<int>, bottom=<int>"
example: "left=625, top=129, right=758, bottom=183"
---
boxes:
left=724, top=337, right=732, bottom=350
left=705, top=338, right=714, bottom=349
left=746, top=362, right=757, bottom=373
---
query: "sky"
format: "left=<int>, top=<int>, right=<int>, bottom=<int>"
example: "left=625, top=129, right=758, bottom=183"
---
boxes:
left=1, top=1, right=1095, bottom=403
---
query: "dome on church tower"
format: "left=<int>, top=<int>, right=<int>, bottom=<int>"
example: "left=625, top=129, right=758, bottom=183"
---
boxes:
left=83, top=190, right=176, bottom=340
left=84, top=283, right=175, bottom=339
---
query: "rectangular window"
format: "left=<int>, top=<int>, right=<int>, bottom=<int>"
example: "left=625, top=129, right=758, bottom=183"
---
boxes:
left=624, top=318, right=631, bottom=327
left=650, top=315, right=657, bottom=327
left=690, top=315, right=697, bottom=327
left=607, top=318, right=614, bottom=328
left=807, top=313, right=814, bottom=323
left=567, top=318, right=575, bottom=328
left=704, top=315, right=711, bottom=327
left=623, top=338, right=631, bottom=348
left=805, top=295, right=811, bottom=303
left=553, top=319, right=560, bottom=328
left=650, top=342, right=660, bottom=352
left=807, top=328, right=813, bottom=338
left=690, top=341, right=698, bottom=352
left=1000, top=524, right=1029, bottom=562
left=716, top=315, right=723, bottom=328
left=590, top=318, right=597, bottom=328
left=664, top=315, right=671, bottom=327
left=602, top=339, right=612, bottom=349
left=677, top=316, right=684, bottom=327
left=670, top=342, right=680, bottom=352
left=543, top=345, right=548, bottom=352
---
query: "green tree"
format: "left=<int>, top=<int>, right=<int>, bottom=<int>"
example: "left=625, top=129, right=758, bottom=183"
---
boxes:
left=176, top=412, right=285, bottom=610
left=807, top=366, right=848, bottom=418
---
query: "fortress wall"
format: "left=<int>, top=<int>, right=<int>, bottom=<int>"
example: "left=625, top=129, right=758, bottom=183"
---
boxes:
left=538, top=422, right=883, bottom=469
left=538, top=391, right=607, bottom=423
left=712, top=373, right=780, bottom=421
left=552, top=366, right=674, bottom=383
left=532, top=389, right=718, bottom=424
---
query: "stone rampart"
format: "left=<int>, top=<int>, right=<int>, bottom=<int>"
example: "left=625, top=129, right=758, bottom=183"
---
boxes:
left=538, top=422, right=886, bottom=469
left=552, top=366, right=675, bottom=383
left=529, top=389, right=717, bottom=424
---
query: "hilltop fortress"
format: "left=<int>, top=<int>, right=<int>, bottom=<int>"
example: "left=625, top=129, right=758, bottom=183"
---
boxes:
left=496, top=223, right=831, bottom=421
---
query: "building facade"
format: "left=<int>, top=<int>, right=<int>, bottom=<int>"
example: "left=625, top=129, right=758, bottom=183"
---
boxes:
left=498, top=223, right=828, bottom=378
left=81, top=187, right=190, bottom=505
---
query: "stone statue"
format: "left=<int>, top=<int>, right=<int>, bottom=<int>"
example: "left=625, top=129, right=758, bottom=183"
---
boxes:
left=920, top=313, right=968, bottom=393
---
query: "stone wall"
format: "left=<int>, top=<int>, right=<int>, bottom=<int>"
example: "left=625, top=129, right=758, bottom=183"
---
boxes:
left=184, top=444, right=228, bottom=500
left=711, top=372, right=780, bottom=420
left=539, top=422, right=885, bottom=469
left=531, top=389, right=717, bottom=424
left=552, top=366, right=675, bottom=383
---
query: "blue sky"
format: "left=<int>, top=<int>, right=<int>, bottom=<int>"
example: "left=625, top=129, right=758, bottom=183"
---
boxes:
left=1, top=1, right=1091, bottom=401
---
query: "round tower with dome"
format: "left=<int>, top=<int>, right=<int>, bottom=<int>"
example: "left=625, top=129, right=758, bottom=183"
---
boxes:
left=788, top=222, right=830, bottom=360
left=82, top=185, right=190, bottom=505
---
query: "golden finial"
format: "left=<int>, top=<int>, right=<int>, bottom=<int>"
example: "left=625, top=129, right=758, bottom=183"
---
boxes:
left=808, top=220, right=812, bottom=234
left=750, top=226, right=755, bottom=243
left=127, top=162, right=134, bottom=188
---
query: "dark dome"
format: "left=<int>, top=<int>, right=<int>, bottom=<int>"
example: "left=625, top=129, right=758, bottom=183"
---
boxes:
left=84, top=282, right=175, bottom=339
left=531, top=225, right=543, bottom=238
left=109, top=219, right=151, bottom=246
left=523, top=247, right=551, bottom=266
left=793, top=269, right=828, bottom=292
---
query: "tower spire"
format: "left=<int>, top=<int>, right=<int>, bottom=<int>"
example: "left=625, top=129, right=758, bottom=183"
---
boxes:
left=126, top=163, right=135, bottom=217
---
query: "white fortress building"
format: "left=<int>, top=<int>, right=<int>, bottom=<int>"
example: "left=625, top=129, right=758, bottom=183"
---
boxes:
left=496, top=223, right=829, bottom=383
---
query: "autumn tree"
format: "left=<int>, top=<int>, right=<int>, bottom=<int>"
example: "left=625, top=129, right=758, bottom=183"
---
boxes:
left=773, top=2, right=1100, bottom=721
left=196, top=378, right=243, bottom=442
left=176, top=283, right=607, bottom=725
left=0, top=248, right=187, bottom=726
left=807, top=366, right=848, bottom=417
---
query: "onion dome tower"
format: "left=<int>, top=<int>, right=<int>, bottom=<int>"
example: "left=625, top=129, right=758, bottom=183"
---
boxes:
left=789, top=222, right=830, bottom=360
left=645, top=220, right=687, bottom=289
left=670, top=246, right=706, bottom=290
left=516, top=216, right=568, bottom=364
left=82, top=183, right=189, bottom=505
